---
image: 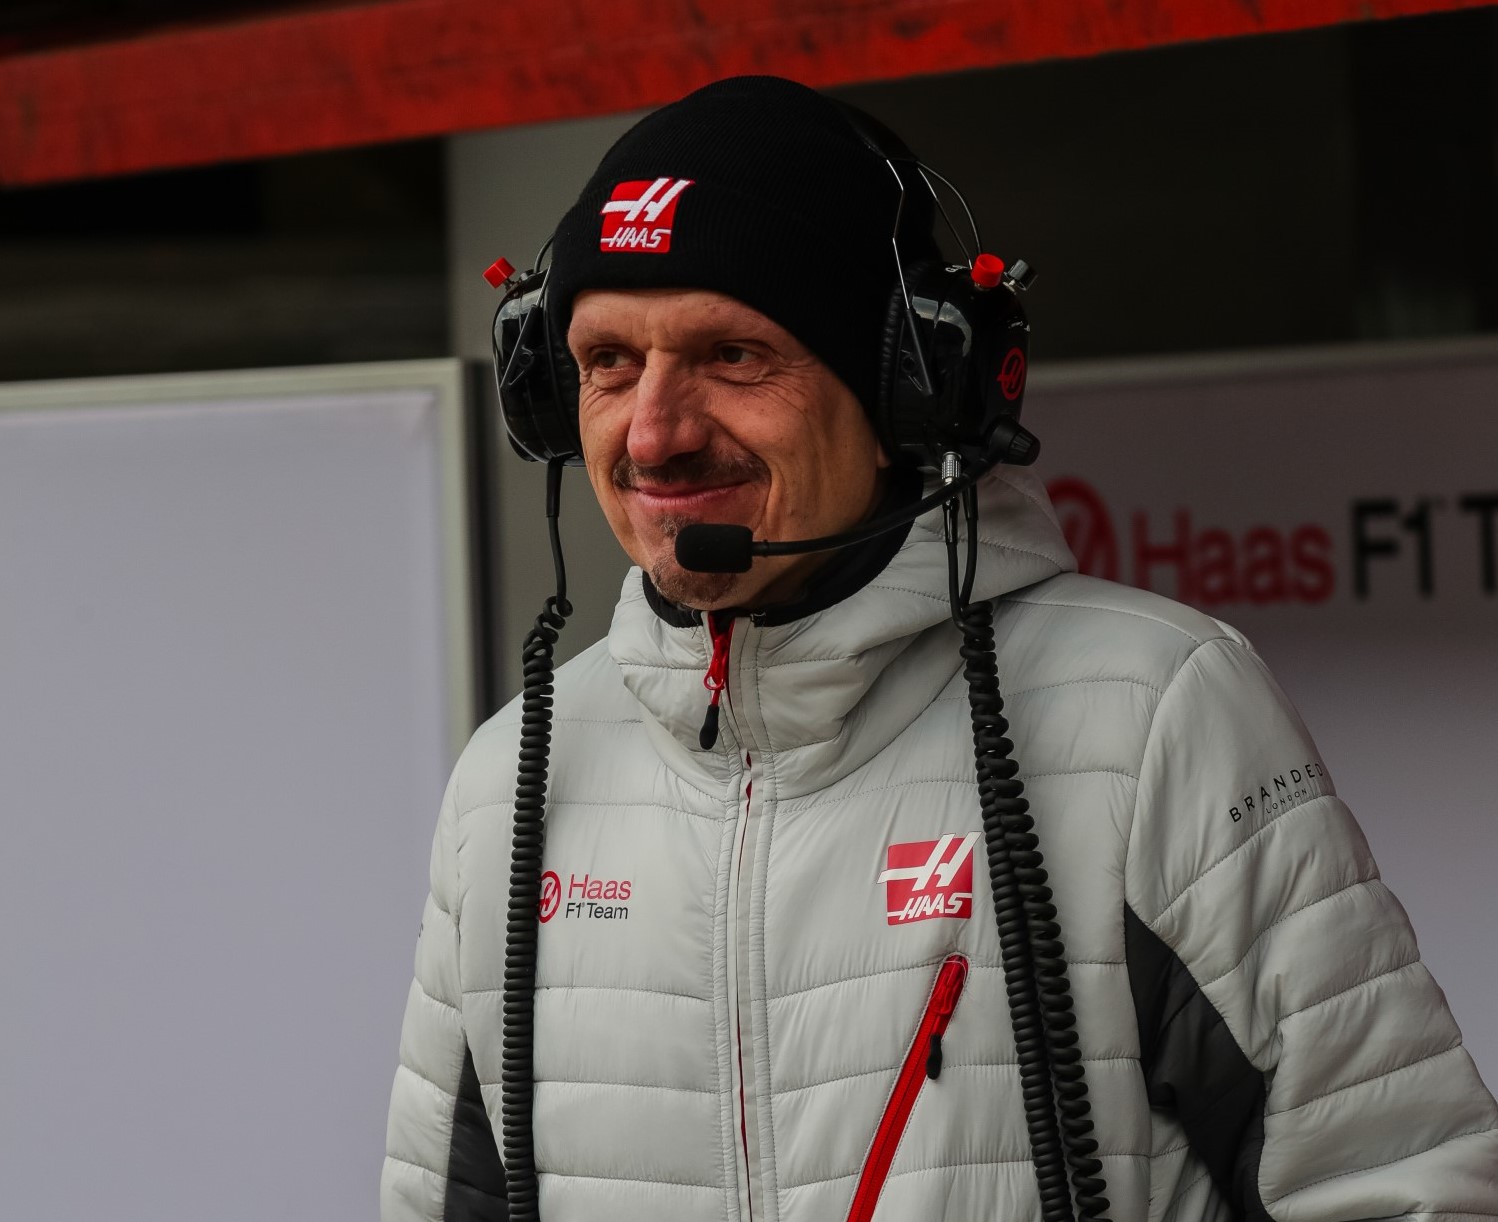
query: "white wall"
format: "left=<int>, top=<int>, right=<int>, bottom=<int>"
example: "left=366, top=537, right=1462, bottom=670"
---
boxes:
left=0, top=363, right=476, bottom=1222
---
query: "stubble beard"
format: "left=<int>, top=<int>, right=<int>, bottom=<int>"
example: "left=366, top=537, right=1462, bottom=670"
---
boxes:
left=615, top=451, right=765, bottom=610
left=648, top=517, right=738, bottom=608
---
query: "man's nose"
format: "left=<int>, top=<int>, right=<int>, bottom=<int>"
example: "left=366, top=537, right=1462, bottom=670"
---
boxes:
left=625, top=361, right=711, bottom=468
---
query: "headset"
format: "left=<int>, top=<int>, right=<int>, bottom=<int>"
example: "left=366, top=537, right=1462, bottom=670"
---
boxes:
left=484, top=99, right=1111, bottom=1222
left=490, top=107, right=1040, bottom=478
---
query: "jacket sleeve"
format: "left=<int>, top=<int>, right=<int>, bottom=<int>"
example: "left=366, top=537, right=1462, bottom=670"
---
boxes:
left=381, top=775, right=509, bottom=1222
left=1123, top=635, right=1498, bottom=1220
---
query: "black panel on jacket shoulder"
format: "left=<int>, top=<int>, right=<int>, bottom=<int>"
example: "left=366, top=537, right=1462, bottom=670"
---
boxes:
left=1124, top=905, right=1271, bottom=1221
left=445, top=1045, right=508, bottom=1222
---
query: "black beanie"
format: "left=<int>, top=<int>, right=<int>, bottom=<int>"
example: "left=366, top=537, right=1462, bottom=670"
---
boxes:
left=546, top=76, right=939, bottom=417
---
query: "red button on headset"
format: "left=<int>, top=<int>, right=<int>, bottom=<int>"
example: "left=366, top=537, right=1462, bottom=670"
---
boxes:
left=483, top=257, right=516, bottom=288
left=970, top=253, right=1005, bottom=288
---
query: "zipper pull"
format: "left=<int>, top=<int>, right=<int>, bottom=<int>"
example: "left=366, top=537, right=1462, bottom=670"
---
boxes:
left=926, top=1031, right=944, bottom=1080
left=925, top=955, right=968, bottom=1080
left=699, top=700, right=721, bottom=751
left=698, top=616, right=734, bottom=750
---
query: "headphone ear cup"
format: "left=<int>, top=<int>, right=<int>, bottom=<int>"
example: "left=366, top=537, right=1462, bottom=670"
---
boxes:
left=874, top=281, right=909, bottom=458
left=876, top=259, right=943, bottom=466
left=548, top=333, right=583, bottom=454
left=876, top=259, right=1034, bottom=469
left=493, top=275, right=586, bottom=467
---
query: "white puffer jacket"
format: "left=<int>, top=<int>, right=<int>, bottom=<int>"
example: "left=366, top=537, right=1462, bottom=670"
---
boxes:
left=382, top=469, right=1497, bottom=1222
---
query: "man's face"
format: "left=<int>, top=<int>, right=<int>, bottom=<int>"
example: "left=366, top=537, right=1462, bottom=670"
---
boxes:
left=569, top=288, right=890, bottom=611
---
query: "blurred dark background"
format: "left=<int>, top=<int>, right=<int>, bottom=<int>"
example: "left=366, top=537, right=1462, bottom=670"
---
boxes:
left=1, top=3, right=1494, bottom=382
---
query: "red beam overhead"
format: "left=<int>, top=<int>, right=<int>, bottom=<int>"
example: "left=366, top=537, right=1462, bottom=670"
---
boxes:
left=2, top=0, right=1494, bottom=185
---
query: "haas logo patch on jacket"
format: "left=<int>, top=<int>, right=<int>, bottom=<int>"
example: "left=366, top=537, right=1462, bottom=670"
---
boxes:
left=879, top=833, right=978, bottom=924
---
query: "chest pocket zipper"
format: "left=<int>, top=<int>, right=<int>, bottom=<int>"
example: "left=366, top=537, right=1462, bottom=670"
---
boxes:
left=846, top=954, right=970, bottom=1222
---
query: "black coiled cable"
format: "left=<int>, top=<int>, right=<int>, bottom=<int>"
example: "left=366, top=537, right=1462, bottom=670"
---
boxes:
left=501, top=461, right=572, bottom=1222
left=961, top=599, right=1071, bottom=1221
left=951, top=484, right=1110, bottom=1222
left=1003, top=724, right=1111, bottom=1219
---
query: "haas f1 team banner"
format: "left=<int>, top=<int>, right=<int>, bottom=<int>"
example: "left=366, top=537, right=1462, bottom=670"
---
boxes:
left=1032, top=344, right=1498, bottom=622
left=1026, top=337, right=1498, bottom=1085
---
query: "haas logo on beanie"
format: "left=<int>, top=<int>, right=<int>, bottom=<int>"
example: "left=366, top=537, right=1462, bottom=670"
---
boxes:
left=599, top=177, right=694, bottom=253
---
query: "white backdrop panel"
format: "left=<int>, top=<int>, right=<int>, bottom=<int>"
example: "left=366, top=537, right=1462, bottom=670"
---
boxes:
left=1030, top=338, right=1498, bottom=1088
left=0, top=363, right=472, bottom=1222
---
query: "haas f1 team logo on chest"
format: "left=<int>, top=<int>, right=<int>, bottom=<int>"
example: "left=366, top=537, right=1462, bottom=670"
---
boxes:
left=880, top=833, right=979, bottom=925
left=599, top=178, right=694, bottom=252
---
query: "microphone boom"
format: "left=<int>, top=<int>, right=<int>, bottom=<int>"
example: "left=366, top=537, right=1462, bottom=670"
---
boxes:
left=672, top=421, right=1038, bottom=575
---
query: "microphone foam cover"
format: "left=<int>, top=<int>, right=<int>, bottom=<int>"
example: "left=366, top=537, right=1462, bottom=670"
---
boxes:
left=674, top=524, right=755, bottom=573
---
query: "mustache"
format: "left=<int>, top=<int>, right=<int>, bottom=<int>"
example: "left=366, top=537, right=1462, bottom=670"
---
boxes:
left=612, top=451, right=767, bottom=490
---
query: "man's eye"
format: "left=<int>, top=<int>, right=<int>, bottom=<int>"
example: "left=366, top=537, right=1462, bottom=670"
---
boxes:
left=718, top=345, right=752, bottom=365
left=584, top=350, right=638, bottom=374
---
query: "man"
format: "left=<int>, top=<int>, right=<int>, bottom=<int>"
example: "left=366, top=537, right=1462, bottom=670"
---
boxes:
left=382, top=77, right=1497, bottom=1222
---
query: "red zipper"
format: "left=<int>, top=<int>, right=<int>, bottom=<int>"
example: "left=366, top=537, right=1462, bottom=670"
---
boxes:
left=846, top=954, right=969, bottom=1222
left=699, top=614, right=734, bottom=749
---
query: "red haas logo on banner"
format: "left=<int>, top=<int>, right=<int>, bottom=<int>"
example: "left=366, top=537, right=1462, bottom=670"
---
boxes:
left=1047, top=477, right=1120, bottom=582
left=1047, top=476, right=1334, bottom=606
